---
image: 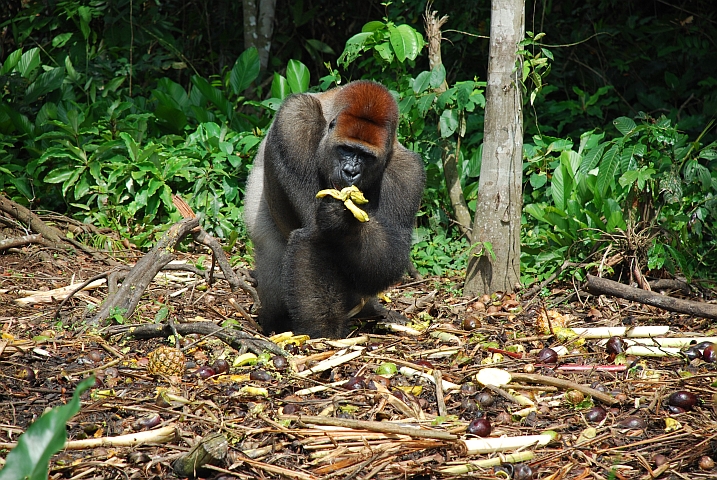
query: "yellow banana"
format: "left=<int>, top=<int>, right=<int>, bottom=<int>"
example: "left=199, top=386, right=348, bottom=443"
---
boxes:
left=316, top=186, right=370, bottom=222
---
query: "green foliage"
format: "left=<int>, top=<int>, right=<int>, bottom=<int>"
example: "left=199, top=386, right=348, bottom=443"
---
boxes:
left=0, top=376, right=95, bottom=480
left=523, top=114, right=717, bottom=284
left=412, top=228, right=469, bottom=277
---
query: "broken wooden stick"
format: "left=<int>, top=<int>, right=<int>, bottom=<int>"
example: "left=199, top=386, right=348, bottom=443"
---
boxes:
left=586, top=274, right=717, bottom=319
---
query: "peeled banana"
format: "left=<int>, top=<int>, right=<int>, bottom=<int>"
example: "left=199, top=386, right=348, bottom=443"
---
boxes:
left=316, top=185, right=370, bottom=222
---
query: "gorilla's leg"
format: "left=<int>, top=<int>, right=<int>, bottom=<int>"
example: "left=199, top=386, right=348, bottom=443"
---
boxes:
left=282, top=230, right=362, bottom=338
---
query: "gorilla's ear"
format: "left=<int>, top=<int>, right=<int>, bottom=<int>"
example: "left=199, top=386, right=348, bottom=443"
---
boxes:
left=333, top=81, right=398, bottom=157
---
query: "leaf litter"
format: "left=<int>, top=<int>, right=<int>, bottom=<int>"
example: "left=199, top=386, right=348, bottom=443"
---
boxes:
left=1, top=240, right=717, bottom=479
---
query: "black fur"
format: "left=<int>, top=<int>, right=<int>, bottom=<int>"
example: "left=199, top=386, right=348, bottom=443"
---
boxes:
left=244, top=81, right=425, bottom=338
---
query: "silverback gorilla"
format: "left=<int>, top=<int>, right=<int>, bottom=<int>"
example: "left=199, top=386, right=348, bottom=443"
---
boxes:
left=244, top=80, right=425, bottom=338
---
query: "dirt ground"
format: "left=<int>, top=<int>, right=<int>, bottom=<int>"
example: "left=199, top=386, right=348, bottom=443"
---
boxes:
left=1, top=219, right=717, bottom=480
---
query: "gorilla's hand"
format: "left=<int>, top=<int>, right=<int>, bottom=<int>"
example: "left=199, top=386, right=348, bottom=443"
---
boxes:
left=316, top=186, right=369, bottom=222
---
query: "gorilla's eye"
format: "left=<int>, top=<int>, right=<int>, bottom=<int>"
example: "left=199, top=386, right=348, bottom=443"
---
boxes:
left=329, top=118, right=337, bottom=130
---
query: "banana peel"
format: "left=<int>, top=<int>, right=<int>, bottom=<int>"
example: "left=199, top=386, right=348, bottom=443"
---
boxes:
left=316, top=185, right=369, bottom=222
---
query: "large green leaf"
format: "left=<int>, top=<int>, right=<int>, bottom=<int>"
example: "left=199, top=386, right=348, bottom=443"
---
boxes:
left=229, top=47, right=260, bottom=95
left=438, top=109, right=458, bottom=138
left=286, top=59, right=309, bottom=94
left=613, top=116, right=636, bottom=136
left=597, top=144, right=620, bottom=196
left=0, top=49, right=23, bottom=75
left=25, top=67, right=65, bottom=103
left=17, top=48, right=40, bottom=78
left=388, top=24, right=421, bottom=62
left=191, top=75, right=233, bottom=118
left=0, top=377, right=95, bottom=480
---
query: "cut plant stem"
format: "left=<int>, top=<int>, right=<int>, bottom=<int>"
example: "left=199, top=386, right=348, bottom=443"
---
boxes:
left=571, top=326, right=669, bottom=339
left=438, top=451, right=535, bottom=474
left=458, top=434, right=552, bottom=455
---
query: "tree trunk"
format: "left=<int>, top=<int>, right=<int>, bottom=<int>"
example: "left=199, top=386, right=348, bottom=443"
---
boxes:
left=464, top=0, right=524, bottom=296
left=424, top=7, right=473, bottom=241
left=242, top=0, right=277, bottom=70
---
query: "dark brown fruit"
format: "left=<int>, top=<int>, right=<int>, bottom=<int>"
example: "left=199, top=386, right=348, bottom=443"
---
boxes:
left=537, top=347, right=558, bottom=364
left=667, top=390, right=698, bottom=410
left=344, top=376, right=366, bottom=390
left=605, top=336, right=626, bottom=355
left=196, top=365, right=215, bottom=379
left=135, top=414, right=162, bottom=430
left=282, top=404, right=298, bottom=415
left=702, top=344, right=717, bottom=363
left=249, top=369, right=272, bottom=382
left=413, top=359, right=434, bottom=369
left=513, top=463, right=534, bottom=480
left=467, top=417, right=492, bottom=437
left=699, top=456, right=715, bottom=470
left=476, top=391, right=495, bottom=407
left=585, top=406, right=607, bottom=423
left=460, top=382, right=477, bottom=396
left=683, top=345, right=702, bottom=361
left=462, top=316, right=480, bottom=330
left=212, top=359, right=229, bottom=374
left=272, top=355, right=288, bottom=370
left=617, top=416, right=646, bottom=429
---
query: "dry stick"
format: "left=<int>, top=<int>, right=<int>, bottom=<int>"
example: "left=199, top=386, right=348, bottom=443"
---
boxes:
left=0, top=426, right=177, bottom=451
left=509, top=372, right=620, bottom=406
left=238, top=456, right=317, bottom=480
left=282, top=415, right=458, bottom=441
left=586, top=274, right=717, bottom=319
left=433, top=369, right=447, bottom=417
left=192, top=227, right=260, bottom=308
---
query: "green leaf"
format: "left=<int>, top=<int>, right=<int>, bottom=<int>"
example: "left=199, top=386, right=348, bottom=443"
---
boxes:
left=120, top=132, right=139, bottom=163
left=52, top=33, right=73, bottom=48
left=438, top=109, right=458, bottom=138
left=388, top=24, right=421, bottom=62
left=613, top=117, right=636, bottom=136
left=44, top=168, right=77, bottom=184
left=416, top=93, right=435, bottom=117
left=362, top=21, right=386, bottom=32
left=25, top=67, right=65, bottom=103
left=17, top=48, right=40, bottom=78
left=429, top=65, right=446, bottom=88
left=286, top=59, right=310, bottom=94
left=597, top=144, right=620, bottom=196
left=530, top=172, right=547, bottom=189
left=269, top=73, right=288, bottom=101
left=1, top=49, right=23, bottom=75
left=0, top=377, right=95, bottom=480
left=413, top=71, right=431, bottom=93
left=191, top=75, right=233, bottom=117
left=229, top=47, right=260, bottom=95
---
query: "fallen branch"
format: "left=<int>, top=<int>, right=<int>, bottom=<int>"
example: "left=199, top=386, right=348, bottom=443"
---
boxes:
left=0, top=234, right=46, bottom=251
left=126, top=321, right=285, bottom=357
left=0, top=426, right=177, bottom=451
left=586, top=274, right=717, bottom=319
left=0, top=194, right=68, bottom=249
left=509, top=372, right=620, bottom=406
left=283, top=415, right=458, bottom=441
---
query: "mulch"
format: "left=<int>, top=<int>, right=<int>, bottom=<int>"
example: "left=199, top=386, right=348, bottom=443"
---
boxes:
left=1, top=220, right=717, bottom=479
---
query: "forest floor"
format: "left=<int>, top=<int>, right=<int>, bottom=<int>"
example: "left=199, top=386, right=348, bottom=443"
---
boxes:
left=1, top=215, right=717, bottom=480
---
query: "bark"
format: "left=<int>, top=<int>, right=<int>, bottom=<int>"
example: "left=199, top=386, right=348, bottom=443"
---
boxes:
left=586, top=274, right=717, bottom=319
left=424, top=7, right=473, bottom=240
left=0, top=194, right=70, bottom=250
left=464, top=0, right=524, bottom=296
left=89, top=218, right=200, bottom=325
left=243, top=0, right=277, bottom=70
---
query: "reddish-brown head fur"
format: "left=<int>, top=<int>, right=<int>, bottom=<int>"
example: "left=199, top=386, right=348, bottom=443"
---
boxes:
left=334, top=81, right=398, bottom=154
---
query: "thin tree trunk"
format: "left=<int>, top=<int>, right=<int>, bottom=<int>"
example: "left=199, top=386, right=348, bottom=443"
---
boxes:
left=464, top=0, right=524, bottom=296
left=243, top=0, right=277, bottom=70
left=424, top=6, right=472, bottom=240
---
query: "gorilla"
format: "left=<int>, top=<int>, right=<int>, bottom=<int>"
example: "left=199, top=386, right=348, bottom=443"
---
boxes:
left=244, top=80, right=425, bottom=338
